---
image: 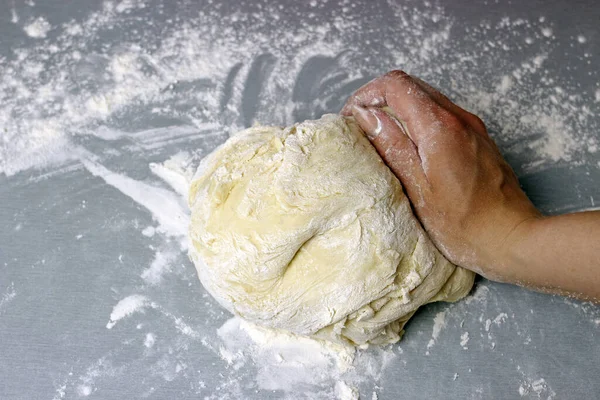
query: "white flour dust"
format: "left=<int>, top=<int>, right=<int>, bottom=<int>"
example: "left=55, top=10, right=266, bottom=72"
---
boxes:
left=518, top=376, right=557, bottom=399
left=213, top=317, right=402, bottom=399
left=106, top=294, right=150, bottom=329
left=1, top=0, right=599, bottom=178
left=23, top=16, right=52, bottom=38
left=2, top=0, right=597, bottom=399
left=140, top=246, right=179, bottom=285
left=217, top=318, right=355, bottom=394
left=81, top=157, right=189, bottom=241
left=426, top=310, right=447, bottom=351
left=0, top=283, right=17, bottom=313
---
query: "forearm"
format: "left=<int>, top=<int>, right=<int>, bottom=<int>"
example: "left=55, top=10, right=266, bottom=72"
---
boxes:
left=494, top=211, right=600, bottom=301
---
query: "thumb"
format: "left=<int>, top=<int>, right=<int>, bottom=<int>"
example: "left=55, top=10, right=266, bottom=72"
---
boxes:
left=351, top=105, right=430, bottom=210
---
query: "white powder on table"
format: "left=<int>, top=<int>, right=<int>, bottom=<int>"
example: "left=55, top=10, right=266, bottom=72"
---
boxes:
left=217, top=317, right=355, bottom=392
left=215, top=316, right=398, bottom=399
left=23, top=16, right=52, bottom=38
left=460, top=332, right=470, bottom=349
left=106, top=294, right=150, bottom=329
left=81, top=157, right=188, bottom=242
left=140, top=245, right=179, bottom=285
left=518, top=376, right=556, bottom=399
left=144, top=332, right=156, bottom=348
left=1, top=0, right=598, bottom=181
left=0, top=283, right=17, bottom=313
left=427, top=310, right=447, bottom=350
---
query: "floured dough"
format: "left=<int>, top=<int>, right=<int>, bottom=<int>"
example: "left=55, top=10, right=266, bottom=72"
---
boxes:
left=188, top=114, right=475, bottom=346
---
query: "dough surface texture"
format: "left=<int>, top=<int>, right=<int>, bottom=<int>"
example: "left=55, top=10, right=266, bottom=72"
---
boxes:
left=188, top=114, right=475, bottom=346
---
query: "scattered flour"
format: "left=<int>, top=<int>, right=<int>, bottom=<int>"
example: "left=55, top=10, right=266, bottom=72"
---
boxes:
left=140, top=246, right=178, bottom=285
left=493, top=313, right=509, bottom=326
left=0, top=283, right=17, bottom=313
left=144, top=333, right=156, bottom=348
left=335, top=381, right=359, bottom=400
left=149, top=151, right=196, bottom=198
left=460, top=332, right=470, bottom=349
left=106, top=294, right=199, bottom=338
left=217, top=317, right=355, bottom=392
left=77, top=384, right=92, bottom=397
left=518, top=377, right=556, bottom=399
left=106, top=294, right=150, bottom=329
left=563, top=298, right=600, bottom=327
left=11, top=8, right=19, bottom=24
left=540, top=27, right=553, bottom=38
left=426, top=310, right=448, bottom=350
left=0, top=0, right=598, bottom=180
left=81, top=158, right=188, bottom=242
left=214, top=316, right=400, bottom=398
left=23, top=17, right=52, bottom=38
left=141, top=226, right=156, bottom=237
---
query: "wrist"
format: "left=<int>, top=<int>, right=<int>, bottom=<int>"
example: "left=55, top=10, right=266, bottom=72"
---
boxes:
left=481, top=213, right=544, bottom=282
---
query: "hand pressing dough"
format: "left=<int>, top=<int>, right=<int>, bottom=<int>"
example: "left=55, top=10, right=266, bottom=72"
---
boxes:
left=188, top=114, right=475, bottom=346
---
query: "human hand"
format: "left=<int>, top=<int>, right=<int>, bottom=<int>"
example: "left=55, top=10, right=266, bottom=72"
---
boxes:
left=341, top=70, right=541, bottom=279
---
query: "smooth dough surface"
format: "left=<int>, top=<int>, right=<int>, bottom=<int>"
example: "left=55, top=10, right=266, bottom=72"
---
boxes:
left=188, top=114, right=475, bottom=346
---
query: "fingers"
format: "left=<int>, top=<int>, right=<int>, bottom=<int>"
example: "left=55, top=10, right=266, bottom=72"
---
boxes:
left=340, top=75, right=389, bottom=115
left=341, top=70, right=488, bottom=140
left=342, top=71, right=447, bottom=147
left=351, top=105, right=430, bottom=209
left=340, top=71, right=416, bottom=115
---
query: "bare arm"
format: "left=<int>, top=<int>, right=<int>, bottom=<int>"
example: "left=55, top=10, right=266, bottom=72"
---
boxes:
left=501, top=212, right=600, bottom=300
left=341, top=70, right=600, bottom=301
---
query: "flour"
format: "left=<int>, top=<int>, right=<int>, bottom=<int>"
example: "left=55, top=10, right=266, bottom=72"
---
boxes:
left=81, top=158, right=188, bottom=243
left=216, top=316, right=397, bottom=399
left=563, top=297, right=600, bottom=327
left=106, top=294, right=150, bottom=329
left=149, top=151, right=195, bottom=198
left=0, top=283, right=16, bottom=313
left=106, top=294, right=199, bottom=339
left=23, top=17, right=52, bottom=38
left=518, top=377, right=556, bottom=399
left=1, top=0, right=598, bottom=181
left=493, top=313, right=509, bottom=326
left=460, top=332, right=470, bottom=349
left=426, top=310, right=448, bottom=351
left=218, top=317, right=354, bottom=392
left=140, top=247, right=177, bottom=285
left=335, top=381, right=359, bottom=400
left=144, top=333, right=156, bottom=348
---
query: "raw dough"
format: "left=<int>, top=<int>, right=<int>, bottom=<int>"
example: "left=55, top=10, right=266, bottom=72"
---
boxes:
left=188, top=114, right=475, bottom=346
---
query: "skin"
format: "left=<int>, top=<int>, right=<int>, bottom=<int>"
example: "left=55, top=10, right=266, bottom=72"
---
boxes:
left=340, top=70, right=600, bottom=302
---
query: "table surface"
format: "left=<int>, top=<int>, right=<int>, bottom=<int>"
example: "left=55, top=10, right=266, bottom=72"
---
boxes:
left=1, top=0, right=599, bottom=399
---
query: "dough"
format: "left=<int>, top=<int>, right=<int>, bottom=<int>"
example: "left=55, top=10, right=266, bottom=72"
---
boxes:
left=188, top=114, right=475, bottom=346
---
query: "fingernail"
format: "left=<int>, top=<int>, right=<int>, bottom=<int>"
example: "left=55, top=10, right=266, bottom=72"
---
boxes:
left=352, top=105, right=382, bottom=140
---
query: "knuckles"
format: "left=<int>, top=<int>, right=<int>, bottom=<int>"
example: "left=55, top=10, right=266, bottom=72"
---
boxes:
left=433, top=106, right=468, bottom=132
left=384, top=70, right=410, bottom=80
left=465, top=112, right=488, bottom=135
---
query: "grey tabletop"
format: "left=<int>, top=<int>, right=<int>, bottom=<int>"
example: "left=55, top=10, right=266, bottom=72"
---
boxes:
left=1, top=0, right=599, bottom=399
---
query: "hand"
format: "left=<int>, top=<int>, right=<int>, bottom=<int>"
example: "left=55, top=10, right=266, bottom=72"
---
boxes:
left=340, top=70, right=541, bottom=279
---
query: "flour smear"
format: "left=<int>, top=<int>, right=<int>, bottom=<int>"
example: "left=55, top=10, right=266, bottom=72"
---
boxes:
left=1, top=0, right=598, bottom=179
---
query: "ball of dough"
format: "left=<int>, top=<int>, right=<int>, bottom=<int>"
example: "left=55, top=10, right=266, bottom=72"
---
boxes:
left=188, top=114, right=474, bottom=346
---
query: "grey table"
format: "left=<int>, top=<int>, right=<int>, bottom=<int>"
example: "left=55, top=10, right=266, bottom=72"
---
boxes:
left=1, top=0, right=599, bottom=399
